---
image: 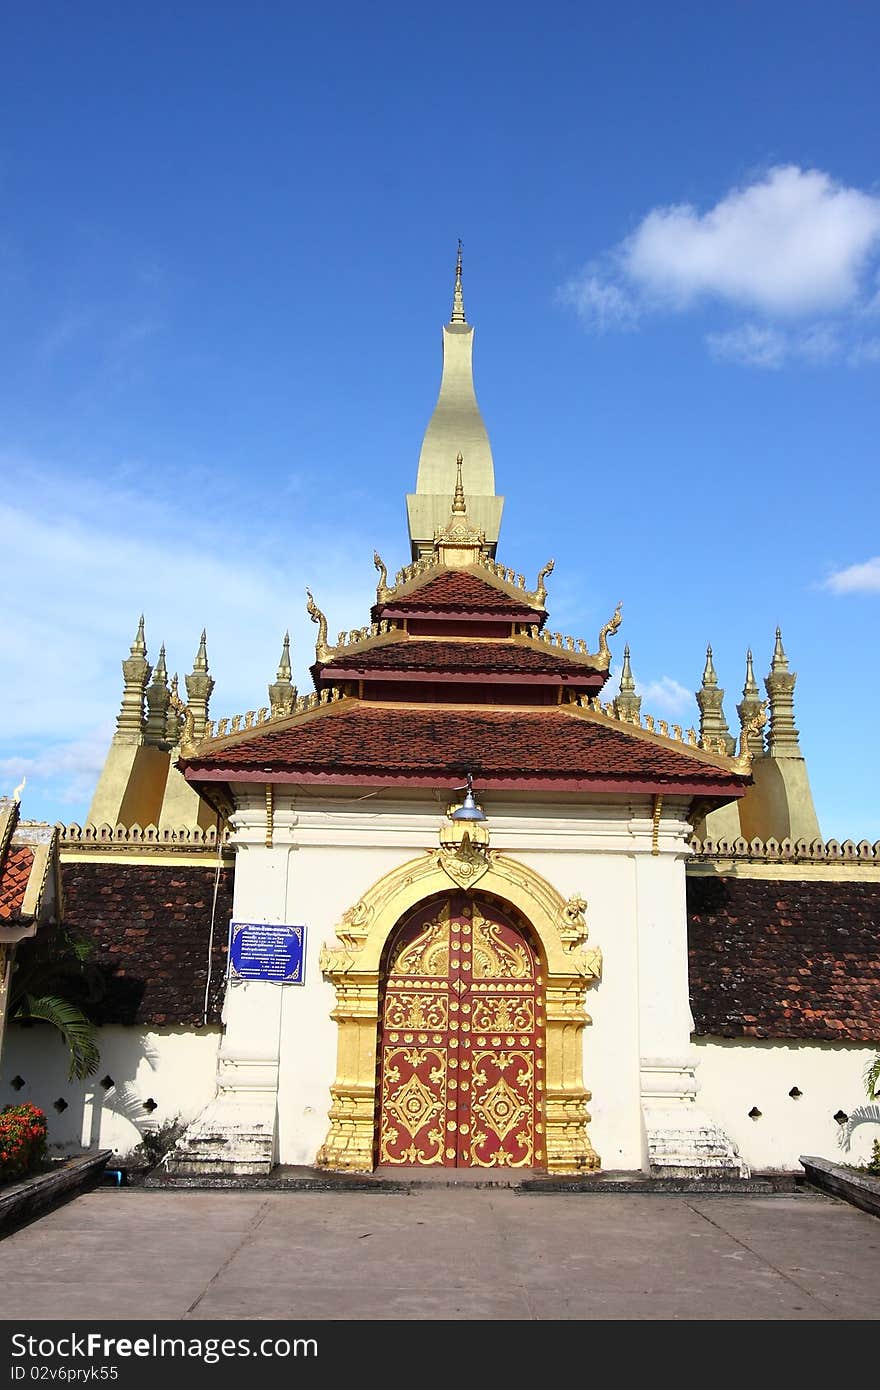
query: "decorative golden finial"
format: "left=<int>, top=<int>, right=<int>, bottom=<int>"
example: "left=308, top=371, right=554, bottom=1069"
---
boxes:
left=597, top=601, right=623, bottom=669
left=452, top=453, right=467, bottom=513
left=743, top=649, right=759, bottom=697
left=614, top=643, right=641, bottom=722
left=534, top=558, right=555, bottom=606
left=144, top=643, right=171, bottom=746
left=373, top=549, right=389, bottom=602
left=697, top=643, right=734, bottom=755
left=770, top=626, right=788, bottom=673
left=184, top=631, right=214, bottom=742
left=134, top=614, right=146, bottom=655
left=451, top=238, right=466, bottom=324
left=732, top=703, right=768, bottom=773
left=277, top=632, right=292, bottom=681
left=736, top=648, right=765, bottom=760
left=765, top=626, right=801, bottom=755
left=306, top=589, right=331, bottom=662
left=268, top=632, right=297, bottom=718
left=194, top=629, right=209, bottom=672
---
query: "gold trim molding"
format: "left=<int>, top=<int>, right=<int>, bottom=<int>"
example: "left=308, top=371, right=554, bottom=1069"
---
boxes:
left=317, top=848, right=602, bottom=1175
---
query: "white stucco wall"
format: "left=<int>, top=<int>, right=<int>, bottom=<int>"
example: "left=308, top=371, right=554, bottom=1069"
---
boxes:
left=223, top=790, right=694, bottom=1172
left=0, top=1024, right=221, bottom=1158
left=694, top=1037, right=879, bottom=1171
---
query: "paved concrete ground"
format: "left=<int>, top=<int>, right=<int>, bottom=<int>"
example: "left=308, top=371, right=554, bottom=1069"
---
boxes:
left=2, top=1185, right=879, bottom=1320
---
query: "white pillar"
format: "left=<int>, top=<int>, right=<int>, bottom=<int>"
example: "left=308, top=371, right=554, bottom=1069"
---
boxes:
left=635, top=805, right=748, bottom=1177
left=164, top=797, right=297, bottom=1175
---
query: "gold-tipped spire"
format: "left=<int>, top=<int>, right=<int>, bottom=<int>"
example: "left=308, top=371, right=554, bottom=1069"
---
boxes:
left=185, top=630, right=214, bottom=741
left=614, top=643, right=642, bottom=721
left=277, top=632, right=292, bottom=681
left=144, top=643, right=171, bottom=746
left=765, top=627, right=801, bottom=755
left=743, top=649, right=758, bottom=696
left=737, top=648, right=765, bottom=759
left=770, top=626, right=788, bottom=674
left=697, top=644, right=734, bottom=754
left=114, top=616, right=152, bottom=742
left=194, top=629, right=209, bottom=673
left=269, top=631, right=297, bottom=718
left=452, top=453, right=467, bottom=513
left=451, top=239, right=466, bottom=324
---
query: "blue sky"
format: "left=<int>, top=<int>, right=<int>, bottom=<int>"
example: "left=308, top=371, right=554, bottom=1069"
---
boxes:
left=1, top=3, right=878, bottom=837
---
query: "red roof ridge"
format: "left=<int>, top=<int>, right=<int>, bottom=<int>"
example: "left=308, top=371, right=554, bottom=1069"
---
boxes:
left=563, top=697, right=748, bottom=775
left=180, top=690, right=361, bottom=763
left=376, top=559, right=549, bottom=616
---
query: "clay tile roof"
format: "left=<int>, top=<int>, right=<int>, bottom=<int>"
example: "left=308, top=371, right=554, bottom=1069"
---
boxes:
left=380, top=569, right=540, bottom=617
left=184, top=704, right=747, bottom=792
left=688, top=875, right=880, bottom=1043
left=0, top=844, right=35, bottom=920
left=323, top=639, right=602, bottom=678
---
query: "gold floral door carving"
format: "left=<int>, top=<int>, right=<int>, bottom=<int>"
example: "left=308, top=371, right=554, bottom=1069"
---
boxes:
left=378, top=893, right=544, bottom=1168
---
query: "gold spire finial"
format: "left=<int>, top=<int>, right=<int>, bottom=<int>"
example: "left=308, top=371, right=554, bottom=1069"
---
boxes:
left=702, top=644, right=718, bottom=689
left=452, top=453, right=467, bottom=513
left=133, top=615, right=146, bottom=656
left=194, top=629, right=208, bottom=673
left=771, top=626, right=788, bottom=673
left=620, top=644, right=635, bottom=692
left=614, top=642, right=641, bottom=721
left=743, top=648, right=759, bottom=696
left=268, top=631, right=297, bottom=717
left=451, top=239, right=466, bottom=324
left=277, top=631, right=292, bottom=681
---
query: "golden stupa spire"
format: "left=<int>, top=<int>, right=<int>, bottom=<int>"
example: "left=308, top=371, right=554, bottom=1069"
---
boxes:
left=451, top=238, right=466, bottom=324
left=613, top=644, right=642, bottom=722
left=696, top=644, right=734, bottom=754
left=268, top=631, right=296, bottom=718
left=452, top=453, right=467, bottom=513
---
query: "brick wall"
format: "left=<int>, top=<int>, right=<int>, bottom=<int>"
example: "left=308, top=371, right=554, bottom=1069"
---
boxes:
left=60, top=860, right=234, bottom=1026
left=687, top=875, right=880, bottom=1042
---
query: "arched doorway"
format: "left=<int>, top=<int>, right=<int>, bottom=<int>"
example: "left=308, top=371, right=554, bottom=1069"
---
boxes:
left=377, top=892, right=545, bottom=1169
left=317, top=844, right=601, bottom=1174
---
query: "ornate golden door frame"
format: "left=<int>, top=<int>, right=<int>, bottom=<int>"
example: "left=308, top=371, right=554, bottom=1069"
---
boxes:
left=317, top=844, right=602, bottom=1174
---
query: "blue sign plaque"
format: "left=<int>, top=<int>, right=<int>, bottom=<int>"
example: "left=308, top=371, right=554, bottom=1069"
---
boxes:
left=228, top=922, right=306, bottom=984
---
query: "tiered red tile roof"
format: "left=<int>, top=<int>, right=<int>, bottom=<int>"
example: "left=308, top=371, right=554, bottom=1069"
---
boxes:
left=183, top=551, right=747, bottom=804
left=321, top=639, right=604, bottom=679
left=0, top=843, right=35, bottom=920
left=377, top=569, right=541, bottom=620
left=186, top=703, right=749, bottom=795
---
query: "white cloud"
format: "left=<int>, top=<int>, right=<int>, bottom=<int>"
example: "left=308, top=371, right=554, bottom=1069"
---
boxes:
left=707, top=321, right=845, bottom=369
left=707, top=324, right=787, bottom=369
left=556, top=273, right=640, bottom=332
left=622, top=166, right=880, bottom=315
left=824, top=557, right=880, bottom=594
left=637, top=676, right=694, bottom=717
left=562, top=166, right=880, bottom=364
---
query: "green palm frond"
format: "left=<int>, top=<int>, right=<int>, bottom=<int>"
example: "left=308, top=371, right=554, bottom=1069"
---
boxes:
left=14, top=994, right=100, bottom=1081
left=866, top=1055, right=880, bottom=1102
